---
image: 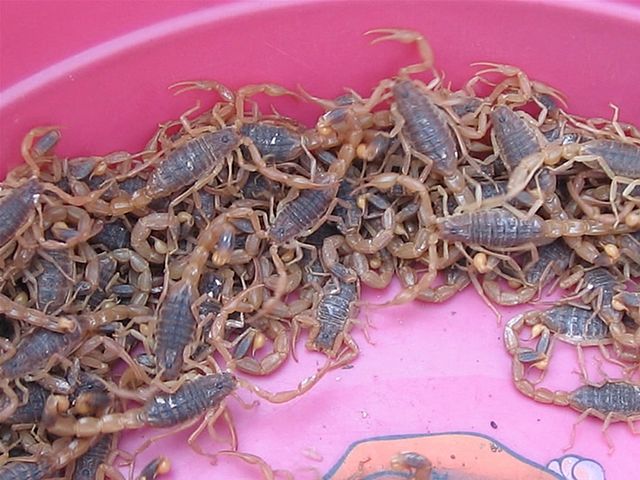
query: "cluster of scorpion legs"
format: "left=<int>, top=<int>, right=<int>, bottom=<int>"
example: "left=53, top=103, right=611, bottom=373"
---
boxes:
left=1, top=29, right=639, bottom=480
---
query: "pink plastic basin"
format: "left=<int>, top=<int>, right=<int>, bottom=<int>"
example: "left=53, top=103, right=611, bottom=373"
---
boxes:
left=2, top=1, right=640, bottom=479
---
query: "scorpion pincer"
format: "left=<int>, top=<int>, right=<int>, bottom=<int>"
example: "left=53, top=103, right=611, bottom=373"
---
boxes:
left=482, top=239, right=572, bottom=305
left=505, top=305, right=616, bottom=379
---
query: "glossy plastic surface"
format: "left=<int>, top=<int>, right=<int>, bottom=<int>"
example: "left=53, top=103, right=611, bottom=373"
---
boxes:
left=1, top=1, right=639, bottom=478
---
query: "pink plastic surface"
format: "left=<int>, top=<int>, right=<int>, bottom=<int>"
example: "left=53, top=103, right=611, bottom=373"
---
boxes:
left=2, top=1, right=640, bottom=479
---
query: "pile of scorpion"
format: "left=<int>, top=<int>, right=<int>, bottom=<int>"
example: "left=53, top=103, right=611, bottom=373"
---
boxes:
left=1, top=29, right=639, bottom=480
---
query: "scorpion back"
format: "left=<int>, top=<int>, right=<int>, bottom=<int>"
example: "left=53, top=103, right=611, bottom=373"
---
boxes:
left=144, top=372, right=237, bottom=427
left=0, top=178, right=42, bottom=245
left=570, top=381, right=640, bottom=416
left=393, top=79, right=458, bottom=176
left=269, top=186, right=337, bottom=244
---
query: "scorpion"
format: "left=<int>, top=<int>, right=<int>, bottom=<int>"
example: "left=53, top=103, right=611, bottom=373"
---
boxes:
left=560, top=267, right=638, bottom=349
left=483, top=137, right=640, bottom=225
left=294, top=263, right=360, bottom=366
left=485, top=104, right=571, bottom=221
left=3, top=26, right=640, bottom=474
left=504, top=305, right=630, bottom=382
left=366, top=29, right=475, bottom=207
left=153, top=207, right=263, bottom=380
left=437, top=207, right=630, bottom=250
left=0, top=305, right=148, bottom=421
left=43, top=373, right=238, bottom=458
left=511, top=358, right=640, bottom=451
left=110, top=127, right=242, bottom=215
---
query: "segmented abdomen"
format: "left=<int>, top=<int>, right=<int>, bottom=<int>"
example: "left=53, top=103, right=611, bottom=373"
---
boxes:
left=1, top=326, right=83, bottom=379
left=571, top=382, right=640, bottom=415
left=0, top=462, right=50, bottom=480
left=143, top=373, right=236, bottom=427
left=36, top=250, right=73, bottom=312
left=314, top=282, right=358, bottom=351
left=491, top=106, right=540, bottom=170
left=0, top=178, right=42, bottom=245
left=393, top=80, right=457, bottom=175
left=524, top=240, right=571, bottom=284
left=583, top=268, right=617, bottom=302
left=543, top=305, right=609, bottom=341
left=240, top=123, right=302, bottom=163
left=583, top=140, right=640, bottom=178
left=146, top=128, right=240, bottom=198
left=269, top=186, right=335, bottom=243
left=438, top=208, right=545, bottom=247
left=155, top=282, right=196, bottom=380
left=71, top=435, right=112, bottom=480
left=92, top=219, right=131, bottom=250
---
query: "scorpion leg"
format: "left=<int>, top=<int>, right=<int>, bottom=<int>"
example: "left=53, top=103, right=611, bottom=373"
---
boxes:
left=75, top=335, right=153, bottom=385
left=466, top=269, right=502, bottom=322
left=130, top=417, right=202, bottom=467
left=184, top=404, right=233, bottom=461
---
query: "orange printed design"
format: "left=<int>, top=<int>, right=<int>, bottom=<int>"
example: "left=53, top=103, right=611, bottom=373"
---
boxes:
left=324, top=432, right=604, bottom=480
